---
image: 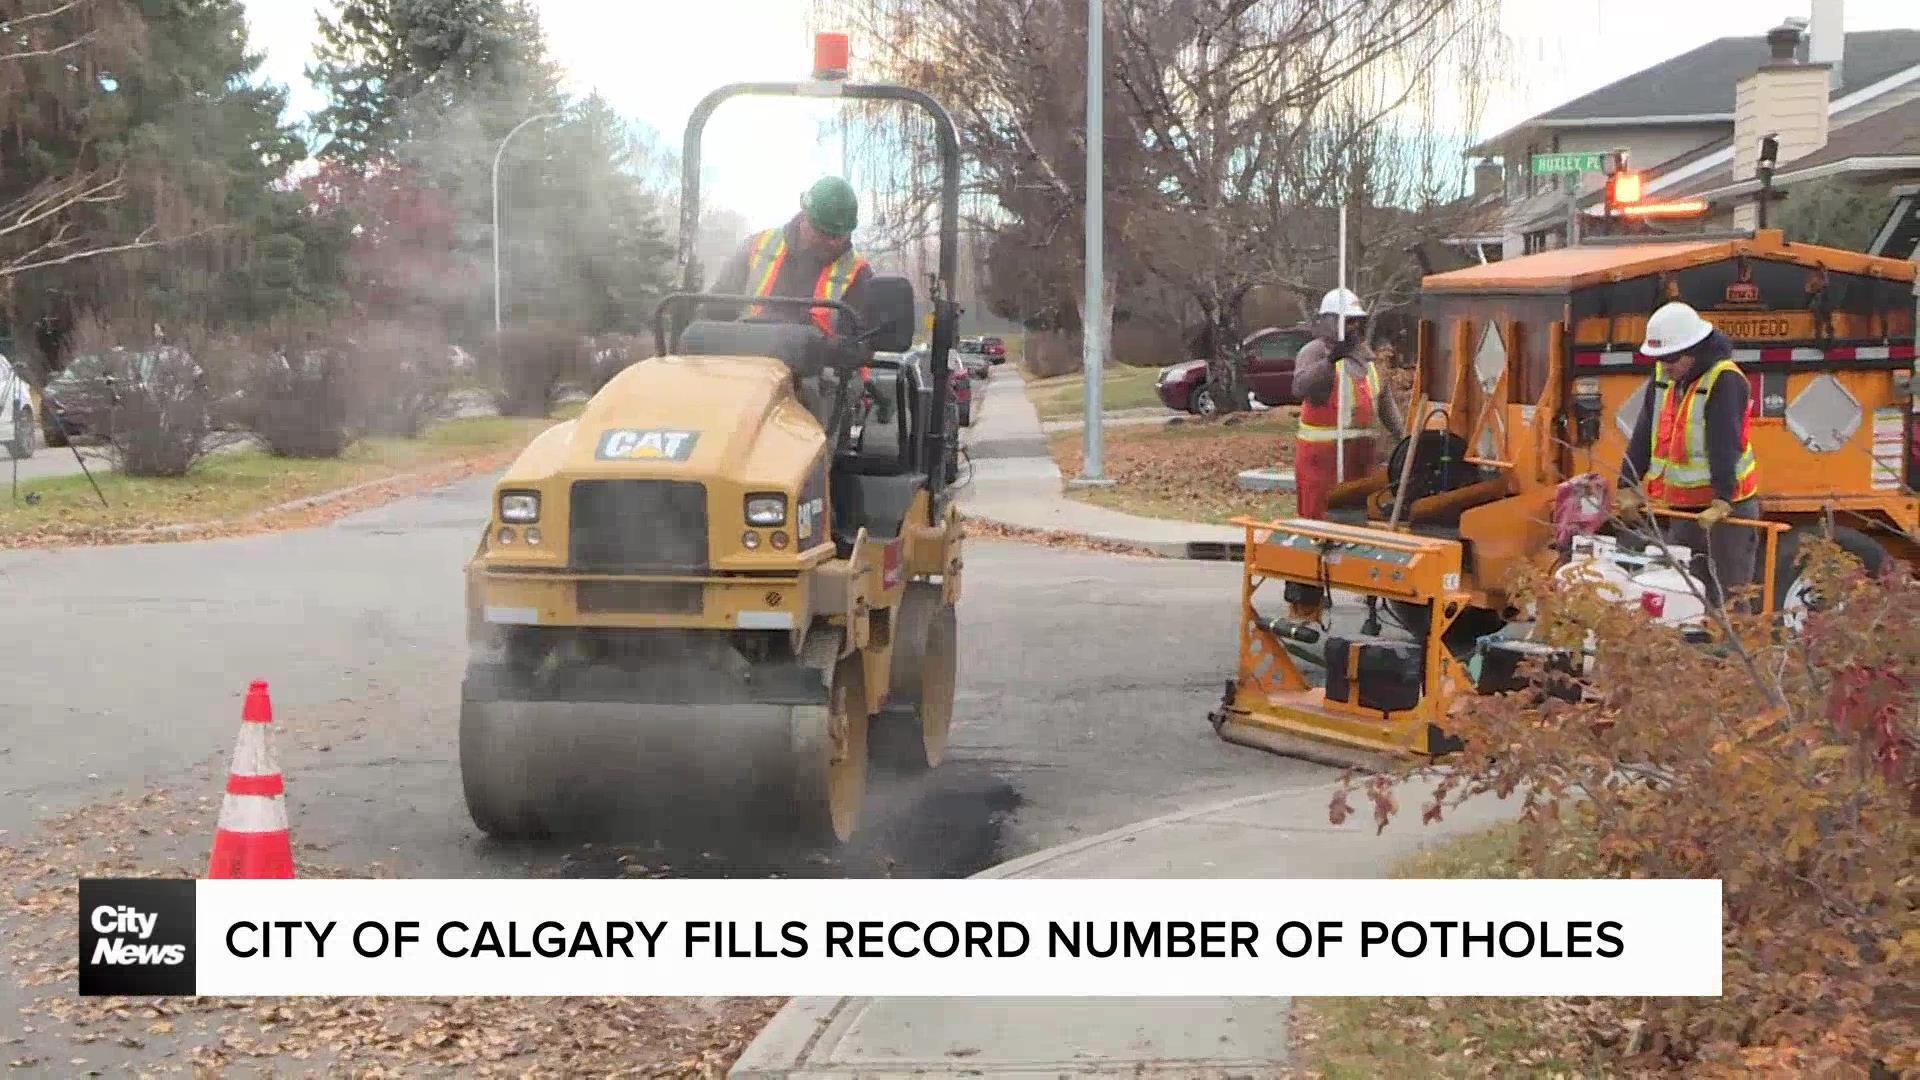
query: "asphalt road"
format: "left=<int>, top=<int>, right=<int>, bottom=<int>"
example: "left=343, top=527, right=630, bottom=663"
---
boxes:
left=1, top=474, right=1325, bottom=882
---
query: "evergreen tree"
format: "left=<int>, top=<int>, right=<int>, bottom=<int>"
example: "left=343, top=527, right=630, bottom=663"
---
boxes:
left=512, top=96, right=674, bottom=334
left=310, top=0, right=674, bottom=340
left=2, top=0, right=348, bottom=362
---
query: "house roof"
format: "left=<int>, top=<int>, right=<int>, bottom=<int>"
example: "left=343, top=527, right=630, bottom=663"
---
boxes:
left=1676, top=100, right=1920, bottom=201
left=1775, top=98, right=1920, bottom=172
left=1471, top=29, right=1920, bottom=153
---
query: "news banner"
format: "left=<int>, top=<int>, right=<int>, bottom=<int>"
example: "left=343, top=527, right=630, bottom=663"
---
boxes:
left=79, top=878, right=1722, bottom=997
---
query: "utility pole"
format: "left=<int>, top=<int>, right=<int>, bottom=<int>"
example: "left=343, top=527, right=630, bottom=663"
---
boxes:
left=1074, top=0, right=1110, bottom=486
left=493, top=112, right=560, bottom=336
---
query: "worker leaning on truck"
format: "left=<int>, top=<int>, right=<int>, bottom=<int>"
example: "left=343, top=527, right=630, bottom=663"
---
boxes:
left=1292, top=288, right=1407, bottom=520
left=1615, top=301, right=1762, bottom=611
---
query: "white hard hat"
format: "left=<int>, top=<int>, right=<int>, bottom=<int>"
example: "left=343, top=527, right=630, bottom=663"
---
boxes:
left=1318, top=287, right=1366, bottom=318
left=1640, top=302, right=1715, bottom=357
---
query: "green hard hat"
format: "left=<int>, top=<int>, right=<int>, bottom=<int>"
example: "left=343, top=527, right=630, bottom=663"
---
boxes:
left=800, top=176, right=859, bottom=237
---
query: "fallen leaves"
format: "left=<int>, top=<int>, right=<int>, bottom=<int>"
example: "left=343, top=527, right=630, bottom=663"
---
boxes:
left=3, top=788, right=784, bottom=1077
left=1047, top=412, right=1306, bottom=524
left=960, top=516, right=1167, bottom=558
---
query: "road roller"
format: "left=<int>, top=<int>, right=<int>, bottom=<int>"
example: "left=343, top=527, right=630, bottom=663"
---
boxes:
left=459, top=59, right=967, bottom=845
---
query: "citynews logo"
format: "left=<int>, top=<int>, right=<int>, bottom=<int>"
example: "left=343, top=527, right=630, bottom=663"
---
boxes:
left=91, top=906, right=185, bottom=965
left=78, top=879, right=196, bottom=996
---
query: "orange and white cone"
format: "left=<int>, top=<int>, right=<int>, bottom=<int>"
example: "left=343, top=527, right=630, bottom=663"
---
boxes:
left=207, top=680, right=295, bottom=879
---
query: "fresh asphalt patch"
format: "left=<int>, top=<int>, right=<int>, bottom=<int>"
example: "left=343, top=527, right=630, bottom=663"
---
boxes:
left=539, top=760, right=1023, bottom=881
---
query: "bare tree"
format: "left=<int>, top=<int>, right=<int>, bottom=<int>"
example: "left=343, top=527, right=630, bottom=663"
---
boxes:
left=814, top=0, right=1504, bottom=400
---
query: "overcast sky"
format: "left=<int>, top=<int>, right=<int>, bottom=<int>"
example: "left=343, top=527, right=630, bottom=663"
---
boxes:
left=244, top=0, right=1919, bottom=225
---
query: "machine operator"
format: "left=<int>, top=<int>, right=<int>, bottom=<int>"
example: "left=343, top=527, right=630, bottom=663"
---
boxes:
left=1292, top=287, right=1406, bottom=520
left=713, top=176, right=874, bottom=334
left=710, top=175, right=887, bottom=421
left=1614, top=301, right=1762, bottom=611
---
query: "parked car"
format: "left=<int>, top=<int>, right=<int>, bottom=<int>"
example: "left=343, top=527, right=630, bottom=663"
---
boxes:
left=979, top=336, right=1008, bottom=364
left=1, top=351, right=34, bottom=459
left=957, top=349, right=992, bottom=380
left=1155, top=325, right=1313, bottom=415
left=42, top=345, right=209, bottom=444
left=918, top=346, right=975, bottom=425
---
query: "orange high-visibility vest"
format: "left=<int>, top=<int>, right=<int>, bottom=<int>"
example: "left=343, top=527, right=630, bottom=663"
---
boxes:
left=1644, top=358, right=1759, bottom=507
left=1297, top=357, right=1382, bottom=443
left=743, top=228, right=869, bottom=335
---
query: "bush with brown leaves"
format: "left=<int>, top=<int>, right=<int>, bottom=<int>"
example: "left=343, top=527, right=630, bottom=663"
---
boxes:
left=346, top=320, right=455, bottom=437
left=488, top=321, right=585, bottom=417
left=1337, top=535, right=1917, bottom=1074
left=48, top=321, right=237, bottom=476
left=236, top=331, right=356, bottom=459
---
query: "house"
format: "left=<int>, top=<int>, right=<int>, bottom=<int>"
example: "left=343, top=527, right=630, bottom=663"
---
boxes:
left=1874, top=183, right=1920, bottom=259
left=1451, top=1, right=1920, bottom=260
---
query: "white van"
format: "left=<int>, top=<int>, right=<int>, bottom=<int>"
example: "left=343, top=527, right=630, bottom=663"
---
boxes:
left=1, top=351, right=34, bottom=459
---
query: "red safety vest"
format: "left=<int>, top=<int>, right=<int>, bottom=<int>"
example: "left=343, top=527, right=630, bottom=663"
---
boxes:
left=743, top=228, right=869, bottom=335
left=1297, top=357, right=1382, bottom=443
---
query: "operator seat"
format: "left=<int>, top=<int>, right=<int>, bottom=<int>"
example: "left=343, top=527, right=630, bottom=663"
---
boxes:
left=676, top=318, right=854, bottom=430
left=677, top=317, right=910, bottom=546
left=832, top=359, right=928, bottom=544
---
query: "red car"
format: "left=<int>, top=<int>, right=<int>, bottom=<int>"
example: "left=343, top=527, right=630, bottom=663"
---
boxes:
left=1155, top=325, right=1312, bottom=415
left=900, top=346, right=974, bottom=426
left=980, top=336, right=1007, bottom=363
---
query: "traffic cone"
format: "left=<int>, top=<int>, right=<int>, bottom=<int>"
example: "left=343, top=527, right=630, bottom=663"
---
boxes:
left=207, top=680, right=295, bottom=879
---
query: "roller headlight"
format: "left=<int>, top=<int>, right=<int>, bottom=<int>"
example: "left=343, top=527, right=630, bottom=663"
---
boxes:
left=745, top=493, right=787, bottom=527
left=499, top=491, right=540, bottom=523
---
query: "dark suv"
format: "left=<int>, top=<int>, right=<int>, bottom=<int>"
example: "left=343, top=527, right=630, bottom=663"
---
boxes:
left=1154, top=325, right=1312, bottom=415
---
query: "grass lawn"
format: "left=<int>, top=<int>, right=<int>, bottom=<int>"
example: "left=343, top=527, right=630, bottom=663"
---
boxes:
left=1023, top=364, right=1168, bottom=421
left=2, top=411, right=576, bottom=543
left=1047, top=412, right=1298, bottom=524
left=1295, top=823, right=1607, bottom=1077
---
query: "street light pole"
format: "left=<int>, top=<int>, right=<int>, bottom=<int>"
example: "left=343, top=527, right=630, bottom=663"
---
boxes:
left=493, top=112, right=561, bottom=336
left=1076, top=0, right=1108, bottom=485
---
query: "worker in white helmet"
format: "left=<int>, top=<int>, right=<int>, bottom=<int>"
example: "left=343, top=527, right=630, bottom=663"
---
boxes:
left=1292, top=287, right=1405, bottom=520
left=1615, top=301, right=1762, bottom=610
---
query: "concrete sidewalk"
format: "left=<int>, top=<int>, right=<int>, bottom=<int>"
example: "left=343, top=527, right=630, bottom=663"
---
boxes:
left=732, top=777, right=1519, bottom=1078
left=960, top=372, right=1244, bottom=557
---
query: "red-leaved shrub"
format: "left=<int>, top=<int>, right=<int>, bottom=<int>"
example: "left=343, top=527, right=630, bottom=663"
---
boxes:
left=1338, top=536, right=1916, bottom=1073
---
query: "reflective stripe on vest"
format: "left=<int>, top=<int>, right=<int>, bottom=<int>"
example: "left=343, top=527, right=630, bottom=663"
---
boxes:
left=743, top=228, right=867, bottom=334
left=1297, top=361, right=1382, bottom=443
left=811, top=252, right=868, bottom=334
left=1644, top=358, right=1759, bottom=507
left=744, top=229, right=787, bottom=319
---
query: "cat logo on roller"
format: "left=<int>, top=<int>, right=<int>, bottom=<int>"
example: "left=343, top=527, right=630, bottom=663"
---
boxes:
left=595, top=428, right=699, bottom=462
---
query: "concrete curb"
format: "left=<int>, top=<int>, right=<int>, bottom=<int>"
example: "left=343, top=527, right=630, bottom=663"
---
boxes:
left=731, top=776, right=1513, bottom=1078
left=961, top=507, right=1246, bottom=561
left=732, top=785, right=1338, bottom=1080
left=959, top=371, right=1252, bottom=561
left=16, top=453, right=511, bottom=547
left=973, top=779, right=1350, bottom=881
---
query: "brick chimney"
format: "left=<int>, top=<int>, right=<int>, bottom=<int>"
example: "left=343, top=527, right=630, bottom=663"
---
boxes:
left=1732, top=21, right=1831, bottom=230
left=1472, top=159, right=1502, bottom=199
